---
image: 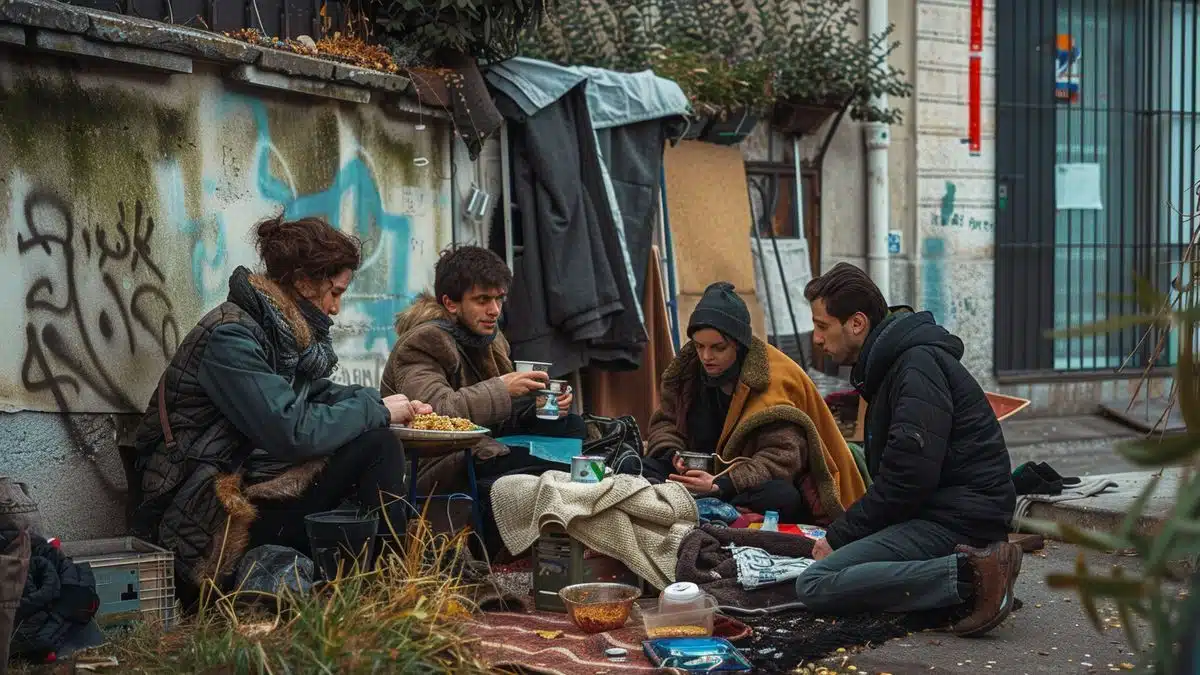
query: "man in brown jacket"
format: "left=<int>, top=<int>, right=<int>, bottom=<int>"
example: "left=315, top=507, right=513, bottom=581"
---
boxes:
left=380, top=246, right=587, bottom=552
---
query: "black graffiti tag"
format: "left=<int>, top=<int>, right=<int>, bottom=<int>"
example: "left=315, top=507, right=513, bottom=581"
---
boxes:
left=19, top=190, right=180, bottom=418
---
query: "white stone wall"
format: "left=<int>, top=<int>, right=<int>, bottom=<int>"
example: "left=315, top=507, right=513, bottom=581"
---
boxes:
left=913, top=0, right=998, bottom=387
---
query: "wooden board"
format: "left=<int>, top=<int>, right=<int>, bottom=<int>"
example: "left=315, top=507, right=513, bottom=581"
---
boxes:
left=664, top=140, right=766, bottom=341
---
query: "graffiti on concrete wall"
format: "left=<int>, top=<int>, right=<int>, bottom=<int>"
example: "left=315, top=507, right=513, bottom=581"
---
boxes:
left=930, top=181, right=995, bottom=233
left=921, top=237, right=952, bottom=328
left=1, top=67, right=451, bottom=417
left=18, top=190, right=179, bottom=414
left=920, top=181, right=994, bottom=334
left=166, top=95, right=430, bottom=354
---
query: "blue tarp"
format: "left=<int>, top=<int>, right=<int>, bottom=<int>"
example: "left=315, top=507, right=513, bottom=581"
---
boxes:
left=495, top=435, right=583, bottom=465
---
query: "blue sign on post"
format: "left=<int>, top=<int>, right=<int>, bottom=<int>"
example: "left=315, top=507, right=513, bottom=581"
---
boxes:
left=887, top=231, right=902, bottom=255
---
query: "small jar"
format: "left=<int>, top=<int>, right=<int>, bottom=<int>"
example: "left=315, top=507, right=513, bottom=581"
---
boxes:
left=659, top=581, right=706, bottom=614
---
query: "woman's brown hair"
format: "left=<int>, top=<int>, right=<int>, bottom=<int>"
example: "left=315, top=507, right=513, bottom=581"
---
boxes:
left=255, top=215, right=362, bottom=287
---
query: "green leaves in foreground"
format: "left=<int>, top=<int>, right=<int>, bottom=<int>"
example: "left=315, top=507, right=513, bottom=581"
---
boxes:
left=1119, top=433, right=1200, bottom=466
left=1022, top=449, right=1199, bottom=672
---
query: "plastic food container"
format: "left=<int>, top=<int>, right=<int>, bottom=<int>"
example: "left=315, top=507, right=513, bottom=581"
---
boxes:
left=558, top=582, right=641, bottom=634
left=659, top=581, right=706, bottom=614
left=641, top=594, right=718, bottom=639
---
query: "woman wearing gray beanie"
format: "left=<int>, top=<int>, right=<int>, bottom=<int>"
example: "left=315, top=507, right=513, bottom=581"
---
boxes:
left=637, top=282, right=867, bottom=525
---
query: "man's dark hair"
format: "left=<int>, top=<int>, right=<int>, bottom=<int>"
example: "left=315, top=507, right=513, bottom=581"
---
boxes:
left=804, top=262, right=888, bottom=328
left=433, top=245, right=513, bottom=302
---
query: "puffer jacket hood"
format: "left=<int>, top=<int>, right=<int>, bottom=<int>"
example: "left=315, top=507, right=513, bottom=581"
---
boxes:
left=852, top=306, right=965, bottom=401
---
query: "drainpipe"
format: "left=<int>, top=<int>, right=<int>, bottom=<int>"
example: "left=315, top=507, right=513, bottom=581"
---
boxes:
left=865, top=0, right=891, bottom=301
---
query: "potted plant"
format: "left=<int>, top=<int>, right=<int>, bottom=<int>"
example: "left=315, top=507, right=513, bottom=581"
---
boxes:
left=650, top=46, right=771, bottom=145
left=755, top=0, right=913, bottom=133
left=521, top=0, right=773, bottom=145
left=520, top=0, right=657, bottom=72
left=372, top=0, right=553, bottom=63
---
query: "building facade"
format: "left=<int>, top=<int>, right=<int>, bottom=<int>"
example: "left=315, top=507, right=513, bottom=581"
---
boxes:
left=746, top=0, right=1188, bottom=413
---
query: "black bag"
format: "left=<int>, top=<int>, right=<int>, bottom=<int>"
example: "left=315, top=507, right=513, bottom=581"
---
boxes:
left=582, top=414, right=644, bottom=470
left=7, top=529, right=99, bottom=662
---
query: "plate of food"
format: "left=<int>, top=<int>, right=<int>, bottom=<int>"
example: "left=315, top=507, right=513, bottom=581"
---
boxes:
left=390, top=414, right=491, bottom=451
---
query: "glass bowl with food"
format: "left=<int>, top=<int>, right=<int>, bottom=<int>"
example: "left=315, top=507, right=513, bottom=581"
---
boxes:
left=558, top=583, right=641, bottom=634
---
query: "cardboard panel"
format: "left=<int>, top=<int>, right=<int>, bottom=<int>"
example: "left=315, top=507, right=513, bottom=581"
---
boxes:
left=664, top=140, right=765, bottom=342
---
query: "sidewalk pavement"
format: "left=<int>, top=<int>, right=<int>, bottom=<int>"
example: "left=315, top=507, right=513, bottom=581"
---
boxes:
left=1018, top=469, right=1178, bottom=538
left=1001, top=413, right=1177, bottom=541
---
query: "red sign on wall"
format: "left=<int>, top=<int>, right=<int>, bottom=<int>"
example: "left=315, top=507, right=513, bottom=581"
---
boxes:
left=968, top=56, right=981, bottom=155
left=970, top=0, right=984, bottom=51
left=967, top=0, right=983, bottom=156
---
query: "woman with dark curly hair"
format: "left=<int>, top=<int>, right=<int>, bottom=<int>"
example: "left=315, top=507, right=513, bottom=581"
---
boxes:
left=130, top=216, right=428, bottom=607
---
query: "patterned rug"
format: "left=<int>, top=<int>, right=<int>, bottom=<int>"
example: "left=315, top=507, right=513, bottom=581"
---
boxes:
left=472, top=610, right=751, bottom=675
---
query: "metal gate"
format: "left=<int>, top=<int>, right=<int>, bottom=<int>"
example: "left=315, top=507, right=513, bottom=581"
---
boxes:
left=995, top=0, right=1199, bottom=377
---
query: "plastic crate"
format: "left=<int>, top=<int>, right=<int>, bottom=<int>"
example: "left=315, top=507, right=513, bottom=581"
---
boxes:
left=60, top=537, right=177, bottom=629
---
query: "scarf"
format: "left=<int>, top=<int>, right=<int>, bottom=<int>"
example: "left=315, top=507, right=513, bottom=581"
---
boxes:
left=687, top=372, right=737, bottom=457
left=433, top=318, right=498, bottom=350
left=685, top=348, right=747, bottom=456
left=227, top=266, right=338, bottom=382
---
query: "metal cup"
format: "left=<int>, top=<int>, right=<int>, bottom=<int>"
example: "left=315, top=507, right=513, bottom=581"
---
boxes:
left=677, top=452, right=714, bottom=473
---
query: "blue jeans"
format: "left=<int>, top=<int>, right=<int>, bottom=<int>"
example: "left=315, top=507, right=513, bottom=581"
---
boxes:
left=795, top=519, right=970, bottom=614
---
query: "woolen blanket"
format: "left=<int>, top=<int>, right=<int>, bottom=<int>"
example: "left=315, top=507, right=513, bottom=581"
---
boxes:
left=675, top=524, right=815, bottom=613
left=490, top=471, right=698, bottom=589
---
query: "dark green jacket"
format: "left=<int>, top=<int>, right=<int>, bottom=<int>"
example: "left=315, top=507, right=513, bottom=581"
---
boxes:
left=132, top=269, right=388, bottom=599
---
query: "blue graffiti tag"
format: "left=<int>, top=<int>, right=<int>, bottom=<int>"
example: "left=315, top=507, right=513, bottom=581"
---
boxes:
left=921, top=237, right=955, bottom=329
left=238, top=98, right=414, bottom=351
left=165, top=95, right=418, bottom=352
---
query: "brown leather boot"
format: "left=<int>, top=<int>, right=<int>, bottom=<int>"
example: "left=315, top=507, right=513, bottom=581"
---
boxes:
left=950, top=541, right=1023, bottom=637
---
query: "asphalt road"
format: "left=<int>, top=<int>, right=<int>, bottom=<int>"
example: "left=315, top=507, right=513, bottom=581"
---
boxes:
left=829, top=542, right=1168, bottom=675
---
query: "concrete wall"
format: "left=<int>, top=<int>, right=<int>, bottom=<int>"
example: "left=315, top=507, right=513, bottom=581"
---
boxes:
left=0, top=17, right=475, bottom=537
left=910, top=0, right=997, bottom=386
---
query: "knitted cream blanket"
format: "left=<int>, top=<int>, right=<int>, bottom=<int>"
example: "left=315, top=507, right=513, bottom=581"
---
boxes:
left=490, top=471, right=699, bottom=590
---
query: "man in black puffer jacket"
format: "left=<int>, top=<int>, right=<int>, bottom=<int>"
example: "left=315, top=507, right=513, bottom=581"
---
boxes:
left=794, top=263, right=1020, bottom=638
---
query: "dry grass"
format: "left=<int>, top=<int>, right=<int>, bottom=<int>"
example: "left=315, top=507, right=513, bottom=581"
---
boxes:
left=15, top=515, right=494, bottom=674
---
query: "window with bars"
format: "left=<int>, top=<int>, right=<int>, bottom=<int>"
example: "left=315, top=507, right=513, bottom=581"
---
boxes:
left=995, top=0, right=1199, bottom=377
